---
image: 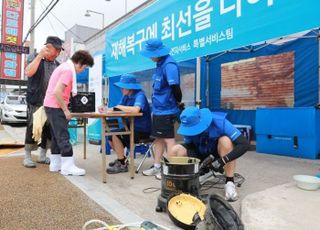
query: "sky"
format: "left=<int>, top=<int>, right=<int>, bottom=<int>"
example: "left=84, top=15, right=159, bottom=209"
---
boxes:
left=3, top=0, right=147, bottom=50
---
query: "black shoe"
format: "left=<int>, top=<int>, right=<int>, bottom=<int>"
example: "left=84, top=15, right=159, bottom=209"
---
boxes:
left=108, top=158, right=127, bottom=167
left=106, top=161, right=128, bottom=174
left=108, top=159, right=120, bottom=167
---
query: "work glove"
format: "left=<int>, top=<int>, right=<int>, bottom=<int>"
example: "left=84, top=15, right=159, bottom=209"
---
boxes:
left=176, top=102, right=185, bottom=124
left=178, top=102, right=185, bottom=111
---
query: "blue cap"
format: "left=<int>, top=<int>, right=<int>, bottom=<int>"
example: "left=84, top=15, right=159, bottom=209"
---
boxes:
left=114, top=74, right=142, bottom=90
left=140, top=38, right=171, bottom=58
left=178, top=106, right=213, bottom=136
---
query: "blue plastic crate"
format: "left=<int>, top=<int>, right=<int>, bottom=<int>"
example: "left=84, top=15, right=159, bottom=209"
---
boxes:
left=256, top=107, right=320, bottom=159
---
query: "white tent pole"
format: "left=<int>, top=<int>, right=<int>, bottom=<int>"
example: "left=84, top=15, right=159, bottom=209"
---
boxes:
left=196, top=57, right=201, bottom=108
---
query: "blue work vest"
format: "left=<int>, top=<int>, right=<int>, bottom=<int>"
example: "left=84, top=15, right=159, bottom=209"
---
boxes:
left=152, top=55, right=180, bottom=115
left=184, top=112, right=241, bottom=155
left=119, top=90, right=152, bottom=133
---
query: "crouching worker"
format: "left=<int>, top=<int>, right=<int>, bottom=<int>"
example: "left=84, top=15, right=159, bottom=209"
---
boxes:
left=44, top=50, right=94, bottom=176
left=106, top=74, right=152, bottom=174
left=170, top=106, right=249, bottom=201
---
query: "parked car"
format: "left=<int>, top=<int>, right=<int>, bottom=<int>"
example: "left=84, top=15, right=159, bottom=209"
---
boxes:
left=0, top=95, right=27, bottom=123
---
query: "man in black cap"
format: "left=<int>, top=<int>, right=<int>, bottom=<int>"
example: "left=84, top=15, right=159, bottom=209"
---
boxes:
left=23, top=36, right=63, bottom=168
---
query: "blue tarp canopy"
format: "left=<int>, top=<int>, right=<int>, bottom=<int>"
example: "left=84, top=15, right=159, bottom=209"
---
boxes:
left=204, top=30, right=320, bottom=139
left=103, top=0, right=320, bottom=141
left=76, top=68, right=89, bottom=84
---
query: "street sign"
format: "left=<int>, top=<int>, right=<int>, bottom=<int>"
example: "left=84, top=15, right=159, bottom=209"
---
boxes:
left=0, top=43, right=29, bottom=54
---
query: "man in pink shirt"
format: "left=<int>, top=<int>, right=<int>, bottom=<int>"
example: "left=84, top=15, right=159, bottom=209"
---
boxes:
left=44, top=50, right=94, bottom=176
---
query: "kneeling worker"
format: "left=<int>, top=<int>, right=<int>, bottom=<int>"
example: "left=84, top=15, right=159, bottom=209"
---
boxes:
left=170, top=106, right=249, bottom=201
left=106, top=74, right=152, bottom=174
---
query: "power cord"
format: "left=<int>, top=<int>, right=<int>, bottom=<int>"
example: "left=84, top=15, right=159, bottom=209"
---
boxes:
left=143, top=187, right=161, bottom=193
left=200, top=173, right=245, bottom=192
left=141, top=173, right=245, bottom=193
left=82, top=220, right=170, bottom=230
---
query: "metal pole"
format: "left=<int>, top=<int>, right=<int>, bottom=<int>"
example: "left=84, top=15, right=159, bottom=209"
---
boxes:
left=196, top=57, right=201, bottom=108
left=30, top=0, right=36, bottom=53
left=125, top=0, right=128, bottom=14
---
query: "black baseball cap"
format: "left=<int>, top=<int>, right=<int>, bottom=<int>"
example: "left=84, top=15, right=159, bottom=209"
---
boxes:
left=44, top=36, right=64, bottom=50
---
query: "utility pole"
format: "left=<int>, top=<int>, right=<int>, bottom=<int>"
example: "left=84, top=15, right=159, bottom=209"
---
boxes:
left=30, top=0, right=36, bottom=54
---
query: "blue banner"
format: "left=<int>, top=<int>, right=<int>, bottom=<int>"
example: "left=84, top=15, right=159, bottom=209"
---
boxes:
left=105, top=0, right=319, bottom=77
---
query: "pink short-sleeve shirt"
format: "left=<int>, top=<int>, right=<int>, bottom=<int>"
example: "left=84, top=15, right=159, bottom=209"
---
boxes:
left=44, top=62, right=73, bottom=108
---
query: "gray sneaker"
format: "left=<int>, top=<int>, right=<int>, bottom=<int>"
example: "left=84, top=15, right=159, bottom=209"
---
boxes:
left=23, top=158, right=36, bottom=168
left=142, top=166, right=161, bottom=176
left=106, top=161, right=128, bottom=174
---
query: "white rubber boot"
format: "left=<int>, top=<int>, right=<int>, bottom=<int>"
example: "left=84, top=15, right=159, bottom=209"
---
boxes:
left=49, top=154, right=61, bottom=172
left=60, top=156, right=85, bottom=176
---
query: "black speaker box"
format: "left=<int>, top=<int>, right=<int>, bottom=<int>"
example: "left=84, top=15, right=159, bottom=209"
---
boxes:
left=69, top=92, right=95, bottom=113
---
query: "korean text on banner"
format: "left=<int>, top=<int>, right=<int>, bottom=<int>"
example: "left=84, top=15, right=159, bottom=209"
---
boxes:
left=105, top=0, right=320, bottom=77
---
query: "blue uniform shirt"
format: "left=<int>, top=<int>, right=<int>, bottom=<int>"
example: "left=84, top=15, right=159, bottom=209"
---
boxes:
left=152, top=55, right=180, bottom=115
left=184, top=112, right=241, bottom=156
left=119, top=90, right=152, bottom=133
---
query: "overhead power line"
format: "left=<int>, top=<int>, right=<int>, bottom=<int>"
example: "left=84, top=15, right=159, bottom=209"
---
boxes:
left=38, top=0, right=59, bottom=36
left=38, top=0, right=84, bottom=43
left=23, top=0, right=60, bottom=45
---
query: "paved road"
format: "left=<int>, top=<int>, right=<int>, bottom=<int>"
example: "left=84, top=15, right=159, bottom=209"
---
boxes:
left=0, top=123, right=26, bottom=146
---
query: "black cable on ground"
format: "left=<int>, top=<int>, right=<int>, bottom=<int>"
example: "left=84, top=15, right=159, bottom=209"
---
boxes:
left=142, top=187, right=160, bottom=193
left=200, top=173, right=245, bottom=192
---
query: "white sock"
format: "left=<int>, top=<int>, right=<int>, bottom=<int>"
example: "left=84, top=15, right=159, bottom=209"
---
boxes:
left=154, top=163, right=161, bottom=168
